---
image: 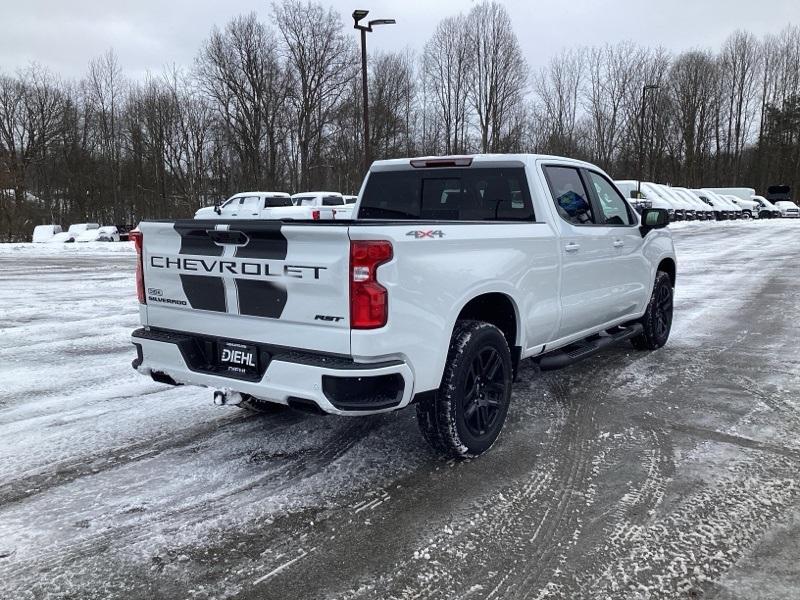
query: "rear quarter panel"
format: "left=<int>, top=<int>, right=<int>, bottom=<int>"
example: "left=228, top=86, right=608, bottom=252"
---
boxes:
left=350, top=222, right=560, bottom=393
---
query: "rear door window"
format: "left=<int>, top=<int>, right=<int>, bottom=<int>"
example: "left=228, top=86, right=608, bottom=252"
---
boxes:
left=264, top=196, right=291, bottom=207
left=358, top=168, right=535, bottom=221
left=542, top=166, right=595, bottom=225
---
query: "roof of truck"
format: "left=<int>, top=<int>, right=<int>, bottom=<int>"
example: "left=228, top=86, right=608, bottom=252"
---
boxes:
left=370, top=154, right=598, bottom=171
left=233, top=191, right=290, bottom=197
left=291, top=191, right=342, bottom=196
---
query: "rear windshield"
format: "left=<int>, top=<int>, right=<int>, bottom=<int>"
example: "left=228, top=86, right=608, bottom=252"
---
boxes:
left=322, top=196, right=344, bottom=206
left=264, top=197, right=292, bottom=207
left=358, top=167, right=535, bottom=221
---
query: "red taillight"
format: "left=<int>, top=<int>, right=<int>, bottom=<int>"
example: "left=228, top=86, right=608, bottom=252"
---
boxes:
left=130, top=230, right=145, bottom=304
left=312, top=209, right=320, bottom=220
left=350, top=240, right=392, bottom=329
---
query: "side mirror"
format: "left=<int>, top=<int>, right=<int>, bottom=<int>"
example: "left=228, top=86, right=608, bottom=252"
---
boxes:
left=640, top=207, right=669, bottom=236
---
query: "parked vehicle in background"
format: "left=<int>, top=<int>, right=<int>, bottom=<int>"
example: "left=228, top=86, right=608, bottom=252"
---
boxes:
left=291, top=191, right=346, bottom=206
left=766, top=185, right=792, bottom=205
left=673, top=188, right=715, bottom=220
left=692, top=189, right=729, bottom=219
left=655, top=184, right=695, bottom=220
left=75, top=226, right=121, bottom=242
left=609, top=180, right=652, bottom=214
left=68, top=223, right=100, bottom=235
left=289, top=192, right=354, bottom=220
left=751, top=195, right=780, bottom=218
left=130, top=153, right=676, bottom=458
left=723, top=195, right=759, bottom=218
left=46, top=231, right=77, bottom=243
left=700, top=189, right=742, bottom=219
left=32, top=224, right=63, bottom=243
left=707, top=188, right=759, bottom=218
left=615, top=181, right=674, bottom=220
left=343, top=195, right=358, bottom=204
left=775, top=201, right=799, bottom=218
left=195, top=192, right=293, bottom=220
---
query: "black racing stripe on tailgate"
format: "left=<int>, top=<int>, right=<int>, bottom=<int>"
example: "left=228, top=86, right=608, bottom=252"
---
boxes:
left=174, top=223, right=223, bottom=256
left=235, top=279, right=287, bottom=318
left=233, top=224, right=287, bottom=259
left=180, top=275, right=226, bottom=312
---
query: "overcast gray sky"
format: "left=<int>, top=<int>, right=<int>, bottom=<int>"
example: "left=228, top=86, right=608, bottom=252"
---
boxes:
left=1, top=0, right=797, bottom=80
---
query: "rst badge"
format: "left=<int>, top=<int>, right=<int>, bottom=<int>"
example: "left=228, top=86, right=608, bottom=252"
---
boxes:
left=406, top=230, right=445, bottom=239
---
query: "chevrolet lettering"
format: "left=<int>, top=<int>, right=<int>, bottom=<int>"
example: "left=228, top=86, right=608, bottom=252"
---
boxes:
left=149, top=256, right=326, bottom=279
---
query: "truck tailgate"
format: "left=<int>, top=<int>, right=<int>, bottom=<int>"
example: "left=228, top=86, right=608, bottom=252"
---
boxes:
left=138, top=220, right=352, bottom=355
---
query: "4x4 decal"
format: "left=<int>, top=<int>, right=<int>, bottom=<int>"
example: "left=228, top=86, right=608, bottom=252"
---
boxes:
left=406, top=230, right=445, bottom=239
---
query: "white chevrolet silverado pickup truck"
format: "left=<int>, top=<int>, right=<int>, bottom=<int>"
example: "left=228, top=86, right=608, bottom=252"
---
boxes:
left=130, top=154, right=676, bottom=458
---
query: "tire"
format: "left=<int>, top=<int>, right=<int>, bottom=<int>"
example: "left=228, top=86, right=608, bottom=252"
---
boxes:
left=238, top=394, right=289, bottom=415
left=416, top=320, right=513, bottom=459
left=631, top=271, right=674, bottom=351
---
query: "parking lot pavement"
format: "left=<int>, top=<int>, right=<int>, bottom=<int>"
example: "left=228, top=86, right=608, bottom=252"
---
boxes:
left=0, top=221, right=798, bottom=600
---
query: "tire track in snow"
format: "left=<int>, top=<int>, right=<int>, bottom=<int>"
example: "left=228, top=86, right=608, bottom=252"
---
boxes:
left=332, top=370, right=602, bottom=600
left=0, top=406, right=306, bottom=505
left=584, top=453, right=799, bottom=599
left=0, top=415, right=383, bottom=594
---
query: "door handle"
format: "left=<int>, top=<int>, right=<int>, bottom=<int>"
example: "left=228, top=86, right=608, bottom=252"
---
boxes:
left=613, top=239, right=624, bottom=248
left=565, top=242, right=580, bottom=253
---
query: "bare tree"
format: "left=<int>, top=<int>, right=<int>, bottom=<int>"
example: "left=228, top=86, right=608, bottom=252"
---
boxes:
left=465, top=1, right=528, bottom=153
left=273, top=0, right=355, bottom=189
left=532, top=49, right=585, bottom=156
left=0, top=66, right=64, bottom=236
left=583, top=42, right=645, bottom=170
left=369, top=51, right=417, bottom=158
left=196, top=13, right=287, bottom=190
left=86, top=49, right=126, bottom=222
left=718, top=31, right=762, bottom=182
left=422, top=15, right=471, bottom=155
left=668, top=51, right=718, bottom=185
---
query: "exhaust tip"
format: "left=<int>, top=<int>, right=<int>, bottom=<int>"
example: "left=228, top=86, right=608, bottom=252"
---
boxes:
left=213, top=390, right=243, bottom=406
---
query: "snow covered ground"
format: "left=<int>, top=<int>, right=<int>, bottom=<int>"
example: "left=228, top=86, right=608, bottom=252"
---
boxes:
left=0, top=221, right=799, bottom=599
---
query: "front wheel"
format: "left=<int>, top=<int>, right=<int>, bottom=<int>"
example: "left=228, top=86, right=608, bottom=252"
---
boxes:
left=631, top=271, right=674, bottom=350
left=416, top=321, right=513, bottom=459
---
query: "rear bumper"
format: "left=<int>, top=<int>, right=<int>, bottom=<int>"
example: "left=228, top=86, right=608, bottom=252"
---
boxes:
left=131, top=327, right=415, bottom=415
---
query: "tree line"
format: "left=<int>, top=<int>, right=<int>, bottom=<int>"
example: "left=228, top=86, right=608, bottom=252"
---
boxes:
left=0, top=0, right=798, bottom=239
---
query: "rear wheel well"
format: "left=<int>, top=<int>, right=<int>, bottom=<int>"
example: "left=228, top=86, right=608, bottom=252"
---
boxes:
left=456, top=293, right=520, bottom=373
left=658, top=258, right=676, bottom=287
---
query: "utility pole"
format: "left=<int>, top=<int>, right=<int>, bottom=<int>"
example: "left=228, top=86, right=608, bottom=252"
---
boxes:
left=353, top=10, right=395, bottom=174
left=360, top=26, right=369, bottom=171
left=638, top=84, right=660, bottom=197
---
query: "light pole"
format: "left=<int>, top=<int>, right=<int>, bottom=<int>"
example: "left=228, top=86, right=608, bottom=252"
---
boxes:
left=353, top=10, right=395, bottom=174
left=637, top=84, right=659, bottom=197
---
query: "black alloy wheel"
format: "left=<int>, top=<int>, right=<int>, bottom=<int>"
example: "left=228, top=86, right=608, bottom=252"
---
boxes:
left=653, top=279, right=673, bottom=341
left=631, top=271, right=674, bottom=351
left=461, top=347, right=506, bottom=438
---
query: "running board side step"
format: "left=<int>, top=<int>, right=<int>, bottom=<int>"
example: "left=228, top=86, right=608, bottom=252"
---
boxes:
left=536, top=324, right=643, bottom=371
